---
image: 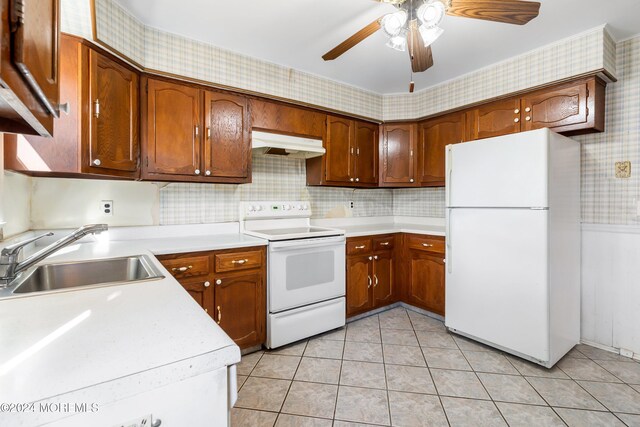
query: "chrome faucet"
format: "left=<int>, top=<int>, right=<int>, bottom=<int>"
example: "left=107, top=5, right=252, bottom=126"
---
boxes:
left=0, top=224, right=109, bottom=286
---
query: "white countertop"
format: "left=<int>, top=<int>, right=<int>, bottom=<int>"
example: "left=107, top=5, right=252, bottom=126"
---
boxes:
left=311, top=216, right=446, bottom=238
left=0, top=241, right=241, bottom=413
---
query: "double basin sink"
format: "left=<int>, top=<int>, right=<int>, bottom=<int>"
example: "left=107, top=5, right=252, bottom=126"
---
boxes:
left=1, top=255, right=165, bottom=298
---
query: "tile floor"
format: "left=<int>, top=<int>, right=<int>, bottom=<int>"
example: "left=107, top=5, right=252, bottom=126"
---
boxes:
left=232, top=307, right=640, bottom=426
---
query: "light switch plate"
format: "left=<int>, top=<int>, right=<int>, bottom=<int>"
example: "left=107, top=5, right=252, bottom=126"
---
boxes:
left=615, top=161, right=631, bottom=178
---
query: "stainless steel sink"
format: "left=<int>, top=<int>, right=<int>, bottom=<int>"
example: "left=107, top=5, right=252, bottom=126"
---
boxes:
left=8, top=255, right=164, bottom=296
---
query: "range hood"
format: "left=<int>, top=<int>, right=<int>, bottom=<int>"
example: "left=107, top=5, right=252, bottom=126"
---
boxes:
left=252, top=131, right=325, bottom=159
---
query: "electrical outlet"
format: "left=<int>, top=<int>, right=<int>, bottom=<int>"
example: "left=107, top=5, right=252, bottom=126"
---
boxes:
left=348, top=201, right=354, bottom=209
left=615, top=161, right=631, bottom=178
left=101, top=200, right=114, bottom=216
left=620, top=348, right=634, bottom=359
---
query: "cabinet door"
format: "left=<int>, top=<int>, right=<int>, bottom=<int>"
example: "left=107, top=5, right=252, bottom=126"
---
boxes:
left=522, top=82, right=589, bottom=132
left=381, top=123, right=417, bottom=186
left=204, top=91, right=250, bottom=179
left=419, top=112, right=465, bottom=186
left=355, top=121, right=378, bottom=185
left=89, top=50, right=139, bottom=172
left=346, top=256, right=373, bottom=317
left=325, top=116, right=354, bottom=183
left=145, top=79, right=201, bottom=177
left=467, top=98, right=521, bottom=141
left=214, top=272, right=266, bottom=349
left=180, top=279, right=215, bottom=320
left=373, top=252, right=394, bottom=308
left=408, top=250, right=445, bottom=316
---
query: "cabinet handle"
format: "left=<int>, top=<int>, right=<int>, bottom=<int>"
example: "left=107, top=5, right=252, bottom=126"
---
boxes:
left=374, top=274, right=379, bottom=287
left=514, top=109, right=520, bottom=114
left=356, top=148, right=360, bottom=155
left=355, top=245, right=366, bottom=249
left=216, top=279, right=222, bottom=285
left=195, top=169, right=201, bottom=175
left=217, top=306, right=222, bottom=324
left=410, top=150, right=414, bottom=157
left=514, top=118, right=520, bottom=123
left=351, top=147, right=354, bottom=155
left=525, top=107, right=531, bottom=113
left=195, top=125, right=199, bottom=137
left=207, top=127, right=211, bottom=139
left=59, top=102, right=70, bottom=115
left=171, top=265, right=193, bottom=273
left=92, top=159, right=101, bottom=166
left=422, top=243, right=434, bottom=247
left=94, top=99, right=100, bottom=119
left=380, top=242, right=390, bottom=246
left=151, top=419, right=162, bottom=427
left=525, top=116, right=531, bottom=121
left=232, top=259, right=248, bottom=265
left=205, top=308, right=208, bottom=313
left=367, top=276, right=372, bottom=289
left=204, top=281, right=211, bottom=287
left=205, top=170, right=211, bottom=176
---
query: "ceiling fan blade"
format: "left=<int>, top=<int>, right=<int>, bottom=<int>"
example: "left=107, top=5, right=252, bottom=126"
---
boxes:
left=322, top=18, right=383, bottom=61
left=446, top=0, right=541, bottom=25
left=408, top=21, right=434, bottom=73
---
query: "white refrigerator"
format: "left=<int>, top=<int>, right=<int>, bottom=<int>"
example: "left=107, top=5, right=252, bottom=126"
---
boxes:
left=445, top=128, right=581, bottom=368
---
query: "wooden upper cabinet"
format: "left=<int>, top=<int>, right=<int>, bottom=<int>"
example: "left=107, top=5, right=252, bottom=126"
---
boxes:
left=0, top=0, right=60, bottom=136
left=467, top=97, right=521, bottom=141
left=88, top=50, right=139, bottom=173
left=355, top=121, right=379, bottom=185
left=325, top=116, right=354, bottom=183
left=144, top=78, right=201, bottom=178
left=251, top=98, right=325, bottom=139
left=214, top=272, right=265, bottom=349
left=419, top=112, right=465, bottom=186
left=380, top=123, right=417, bottom=187
left=522, top=78, right=605, bottom=133
left=204, top=91, right=250, bottom=180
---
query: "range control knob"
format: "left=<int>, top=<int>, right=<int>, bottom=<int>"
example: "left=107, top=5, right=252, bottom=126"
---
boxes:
left=283, top=204, right=291, bottom=211
left=256, top=205, right=263, bottom=211
left=248, top=205, right=255, bottom=212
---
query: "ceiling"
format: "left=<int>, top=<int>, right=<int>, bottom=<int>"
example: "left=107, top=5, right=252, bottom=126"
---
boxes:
left=114, top=0, right=640, bottom=94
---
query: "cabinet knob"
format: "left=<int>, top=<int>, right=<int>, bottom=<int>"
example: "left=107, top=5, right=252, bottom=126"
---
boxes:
left=205, top=170, right=211, bottom=176
left=525, top=107, right=531, bottom=113
left=514, top=118, right=520, bottom=123
left=374, top=255, right=378, bottom=260
left=355, top=178, right=360, bottom=182
left=59, top=102, right=70, bottom=115
left=409, top=179, right=414, bottom=183
left=204, top=281, right=210, bottom=287
left=152, top=419, right=162, bottom=427
left=195, top=169, right=201, bottom=175
left=216, top=279, right=222, bottom=285
left=350, top=178, right=354, bottom=182
left=514, top=109, right=520, bottom=114
left=92, top=159, right=101, bottom=166
left=369, top=256, right=373, bottom=260
left=525, top=116, right=531, bottom=121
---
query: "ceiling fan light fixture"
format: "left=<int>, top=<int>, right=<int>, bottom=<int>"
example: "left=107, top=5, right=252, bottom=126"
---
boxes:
left=418, top=24, right=444, bottom=47
left=381, top=10, right=408, bottom=37
left=386, top=33, right=407, bottom=52
left=417, top=0, right=446, bottom=29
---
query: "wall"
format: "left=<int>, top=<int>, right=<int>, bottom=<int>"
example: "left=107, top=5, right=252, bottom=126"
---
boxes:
left=0, top=134, right=32, bottom=238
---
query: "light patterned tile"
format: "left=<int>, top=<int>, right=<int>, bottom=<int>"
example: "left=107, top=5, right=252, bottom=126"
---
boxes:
left=577, top=381, right=640, bottom=414
left=383, top=344, right=426, bottom=367
left=496, top=402, right=565, bottom=427
left=423, top=348, right=472, bottom=371
left=231, top=408, right=278, bottom=427
left=526, top=377, right=606, bottom=411
left=596, top=360, right=640, bottom=384
left=381, top=328, right=418, bottom=346
left=269, top=340, right=308, bottom=356
left=478, top=373, right=546, bottom=405
left=464, top=351, right=520, bottom=375
left=507, top=356, right=569, bottom=379
left=238, top=351, right=264, bottom=375
left=415, top=330, right=458, bottom=349
left=281, top=381, right=338, bottom=419
left=252, top=354, right=301, bottom=380
left=304, top=339, right=344, bottom=360
left=236, top=377, right=291, bottom=411
left=557, top=357, right=622, bottom=383
left=343, top=341, right=383, bottom=363
left=340, top=361, right=387, bottom=389
left=388, top=391, right=448, bottom=427
left=555, top=408, right=626, bottom=427
left=294, top=357, right=342, bottom=385
left=275, top=414, right=333, bottom=427
left=385, top=364, right=437, bottom=394
left=615, top=412, right=640, bottom=427
left=431, top=369, right=490, bottom=400
left=441, top=397, right=507, bottom=427
left=335, top=386, right=390, bottom=425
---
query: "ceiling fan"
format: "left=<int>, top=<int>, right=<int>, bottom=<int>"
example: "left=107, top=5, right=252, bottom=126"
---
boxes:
left=322, top=0, right=541, bottom=92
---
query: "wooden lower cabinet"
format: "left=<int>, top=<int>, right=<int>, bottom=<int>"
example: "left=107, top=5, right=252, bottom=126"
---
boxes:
left=346, top=235, right=397, bottom=317
left=158, top=246, right=266, bottom=349
left=404, top=234, right=446, bottom=316
left=214, top=272, right=265, bottom=348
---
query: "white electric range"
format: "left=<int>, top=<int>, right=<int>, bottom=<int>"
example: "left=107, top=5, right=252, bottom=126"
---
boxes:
left=240, top=201, right=346, bottom=348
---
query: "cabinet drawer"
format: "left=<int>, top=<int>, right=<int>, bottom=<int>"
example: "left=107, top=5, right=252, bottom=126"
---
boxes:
left=408, top=235, right=445, bottom=254
left=347, top=238, right=372, bottom=255
left=159, top=255, right=211, bottom=279
left=215, top=250, right=263, bottom=272
left=373, top=235, right=395, bottom=252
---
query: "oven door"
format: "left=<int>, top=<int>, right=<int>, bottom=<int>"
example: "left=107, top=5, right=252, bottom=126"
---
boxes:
left=268, top=235, right=346, bottom=313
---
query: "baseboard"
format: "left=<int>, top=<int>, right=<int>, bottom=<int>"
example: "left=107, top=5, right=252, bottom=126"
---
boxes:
left=579, top=339, right=639, bottom=362
left=347, top=302, right=444, bottom=323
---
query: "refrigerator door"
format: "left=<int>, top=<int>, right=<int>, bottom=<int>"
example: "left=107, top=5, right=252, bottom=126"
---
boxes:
left=446, top=129, right=550, bottom=208
left=445, top=207, right=550, bottom=362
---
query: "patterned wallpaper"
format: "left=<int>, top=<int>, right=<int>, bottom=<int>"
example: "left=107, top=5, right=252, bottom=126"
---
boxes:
left=577, top=36, right=640, bottom=225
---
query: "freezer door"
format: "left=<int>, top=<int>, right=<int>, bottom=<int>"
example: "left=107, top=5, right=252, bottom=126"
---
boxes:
left=446, top=129, right=550, bottom=208
left=445, top=208, right=550, bottom=362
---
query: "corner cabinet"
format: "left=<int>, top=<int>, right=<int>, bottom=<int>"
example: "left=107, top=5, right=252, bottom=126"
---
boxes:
left=307, top=115, right=378, bottom=187
left=380, top=123, right=418, bottom=187
left=404, top=234, right=446, bottom=316
left=418, top=112, right=466, bottom=186
left=3, top=34, right=140, bottom=179
left=158, top=246, right=267, bottom=350
left=142, top=77, right=251, bottom=183
left=346, top=235, right=397, bottom=317
left=0, top=0, right=60, bottom=136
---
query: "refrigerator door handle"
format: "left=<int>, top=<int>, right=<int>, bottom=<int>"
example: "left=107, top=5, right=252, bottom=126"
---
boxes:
left=446, top=209, right=452, bottom=274
left=446, top=146, right=453, bottom=207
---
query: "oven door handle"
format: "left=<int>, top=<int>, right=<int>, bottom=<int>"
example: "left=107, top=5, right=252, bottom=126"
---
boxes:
left=269, top=236, right=346, bottom=251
